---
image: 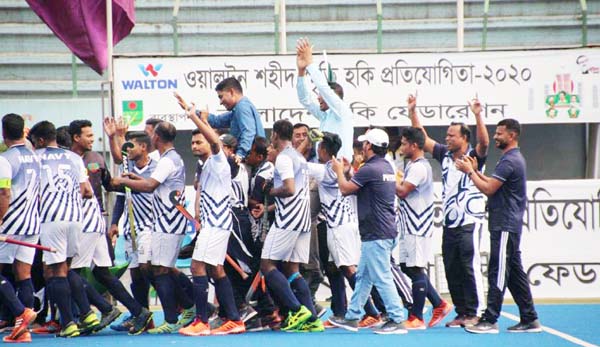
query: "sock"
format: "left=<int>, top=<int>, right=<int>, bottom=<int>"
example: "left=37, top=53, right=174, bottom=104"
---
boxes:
left=15, top=279, right=34, bottom=309
left=328, top=272, right=347, bottom=317
left=264, top=269, right=301, bottom=312
left=214, top=277, right=240, bottom=321
left=93, top=267, right=142, bottom=316
left=348, top=273, right=379, bottom=317
left=192, top=276, right=209, bottom=322
left=175, top=272, right=194, bottom=304
left=67, top=270, right=92, bottom=315
left=0, top=275, right=25, bottom=316
left=411, top=275, right=428, bottom=320
left=426, top=278, right=443, bottom=308
left=171, top=272, right=194, bottom=309
left=154, top=274, right=178, bottom=323
left=290, top=276, right=316, bottom=318
left=130, top=273, right=150, bottom=308
left=48, top=277, right=74, bottom=326
left=78, top=275, right=113, bottom=313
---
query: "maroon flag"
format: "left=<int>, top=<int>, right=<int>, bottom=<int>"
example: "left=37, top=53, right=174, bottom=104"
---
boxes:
left=26, top=0, right=135, bottom=75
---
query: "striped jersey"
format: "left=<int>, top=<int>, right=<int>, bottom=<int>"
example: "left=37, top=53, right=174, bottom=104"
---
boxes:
left=81, top=197, right=106, bottom=234
left=250, top=161, right=274, bottom=198
left=37, top=147, right=87, bottom=224
left=199, top=149, right=233, bottom=230
left=398, top=157, right=435, bottom=237
left=150, top=148, right=187, bottom=234
left=230, top=164, right=248, bottom=209
left=119, top=158, right=156, bottom=237
left=433, top=144, right=486, bottom=227
left=273, top=145, right=311, bottom=233
left=307, top=161, right=356, bottom=229
left=0, top=145, right=41, bottom=236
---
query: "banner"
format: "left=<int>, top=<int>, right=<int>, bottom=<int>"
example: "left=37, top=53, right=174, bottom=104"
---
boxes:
left=113, top=48, right=600, bottom=130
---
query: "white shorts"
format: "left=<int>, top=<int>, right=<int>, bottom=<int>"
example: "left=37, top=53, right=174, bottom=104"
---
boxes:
left=327, top=223, right=361, bottom=267
left=150, top=232, right=185, bottom=268
left=40, top=221, right=82, bottom=265
left=0, top=234, right=40, bottom=265
left=192, top=227, right=231, bottom=266
left=261, top=226, right=310, bottom=264
left=398, top=234, right=432, bottom=268
left=125, top=231, right=152, bottom=268
left=71, top=232, right=113, bottom=269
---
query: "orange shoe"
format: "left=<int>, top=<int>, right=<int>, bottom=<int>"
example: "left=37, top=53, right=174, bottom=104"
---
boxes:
left=31, top=320, right=61, bottom=334
left=8, top=308, right=36, bottom=340
left=404, top=315, right=426, bottom=330
left=179, top=318, right=211, bottom=336
left=211, top=320, right=245, bottom=335
left=359, top=315, right=382, bottom=329
left=323, top=320, right=337, bottom=329
left=428, top=301, right=453, bottom=328
left=3, top=331, right=32, bottom=343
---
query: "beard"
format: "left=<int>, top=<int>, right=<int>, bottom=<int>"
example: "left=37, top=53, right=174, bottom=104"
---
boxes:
left=496, top=140, right=508, bottom=150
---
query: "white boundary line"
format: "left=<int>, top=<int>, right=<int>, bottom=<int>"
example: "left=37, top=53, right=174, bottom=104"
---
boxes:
left=500, top=312, right=598, bottom=347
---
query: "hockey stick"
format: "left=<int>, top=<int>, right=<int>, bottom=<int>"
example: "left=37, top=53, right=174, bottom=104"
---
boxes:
left=121, top=142, right=137, bottom=252
left=0, top=236, right=56, bottom=253
left=244, top=271, right=266, bottom=304
left=169, top=190, right=249, bottom=280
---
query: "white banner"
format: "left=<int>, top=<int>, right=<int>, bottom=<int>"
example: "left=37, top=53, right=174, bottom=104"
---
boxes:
left=113, top=48, right=600, bottom=130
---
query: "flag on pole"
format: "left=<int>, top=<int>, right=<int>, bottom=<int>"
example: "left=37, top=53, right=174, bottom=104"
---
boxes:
left=26, top=0, right=135, bottom=75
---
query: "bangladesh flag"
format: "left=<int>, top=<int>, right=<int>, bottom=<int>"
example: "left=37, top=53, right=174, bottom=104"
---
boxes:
left=122, top=100, right=143, bottom=126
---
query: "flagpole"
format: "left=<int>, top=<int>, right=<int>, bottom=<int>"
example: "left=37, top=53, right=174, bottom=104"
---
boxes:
left=106, top=0, right=113, bottom=118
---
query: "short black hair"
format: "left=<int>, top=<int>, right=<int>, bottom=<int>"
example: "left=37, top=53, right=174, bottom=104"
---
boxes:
left=272, top=120, right=293, bottom=141
left=68, top=120, right=92, bottom=139
left=128, top=131, right=151, bottom=149
left=352, top=140, right=362, bottom=151
left=56, top=126, right=72, bottom=148
left=293, top=123, right=309, bottom=131
left=449, top=122, right=471, bottom=142
left=401, top=127, right=426, bottom=150
left=29, top=121, right=56, bottom=142
left=497, top=118, right=521, bottom=138
left=320, top=132, right=342, bottom=157
left=371, top=144, right=387, bottom=156
left=328, top=82, right=344, bottom=100
left=215, top=77, right=243, bottom=94
left=145, top=118, right=162, bottom=127
left=191, top=128, right=201, bottom=136
left=251, top=136, right=269, bottom=157
left=2, top=113, right=24, bottom=140
left=154, top=122, right=177, bottom=142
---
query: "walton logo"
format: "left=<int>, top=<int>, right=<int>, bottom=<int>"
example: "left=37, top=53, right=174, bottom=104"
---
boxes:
left=121, top=63, right=177, bottom=90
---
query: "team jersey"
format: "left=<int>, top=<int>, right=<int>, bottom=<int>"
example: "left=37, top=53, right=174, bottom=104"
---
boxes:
left=307, top=161, right=356, bottom=229
left=250, top=161, right=274, bottom=202
left=398, top=157, right=435, bottom=237
left=36, top=147, right=88, bottom=224
left=0, top=145, right=41, bottom=236
left=120, top=158, right=156, bottom=237
left=150, top=148, right=187, bottom=234
left=199, top=149, right=233, bottom=230
left=433, top=144, right=487, bottom=227
left=81, top=197, right=106, bottom=234
left=230, top=164, right=249, bottom=209
left=273, top=145, right=311, bottom=233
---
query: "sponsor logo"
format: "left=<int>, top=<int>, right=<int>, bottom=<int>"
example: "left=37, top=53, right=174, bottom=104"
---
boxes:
left=121, top=63, right=177, bottom=90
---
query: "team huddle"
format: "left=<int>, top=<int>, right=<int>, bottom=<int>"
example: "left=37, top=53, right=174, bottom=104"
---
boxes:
left=0, top=38, right=541, bottom=343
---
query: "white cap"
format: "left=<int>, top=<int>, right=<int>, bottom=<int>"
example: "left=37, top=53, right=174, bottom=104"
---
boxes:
left=357, top=128, right=389, bottom=147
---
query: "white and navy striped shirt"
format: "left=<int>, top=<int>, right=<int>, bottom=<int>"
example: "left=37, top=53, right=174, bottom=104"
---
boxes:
left=307, top=161, right=356, bottom=229
left=81, top=197, right=106, bottom=234
left=273, top=145, right=311, bottom=233
left=0, top=145, right=41, bottom=236
left=199, top=149, right=233, bottom=230
left=37, top=147, right=87, bottom=224
left=120, top=159, right=156, bottom=237
left=150, top=148, right=187, bottom=235
left=230, top=164, right=248, bottom=210
left=398, top=157, right=435, bottom=237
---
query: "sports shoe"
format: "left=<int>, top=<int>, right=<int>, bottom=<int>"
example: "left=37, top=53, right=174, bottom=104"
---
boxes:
left=57, top=322, right=80, bottom=338
left=289, top=319, right=324, bottom=333
left=428, top=301, right=452, bottom=328
left=314, top=304, right=327, bottom=318
left=110, top=315, right=133, bottom=332
left=147, top=321, right=180, bottom=334
left=373, top=320, right=408, bottom=335
left=244, top=315, right=265, bottom=332
left=178, top=318, right=210, bottom=336
left=261, top=311, right=282, bottom=330
left=239, top=305, right=258, bottom=323
left=209, top=316, right=224, bottom=330
left=177, top=306, right=196, bottom=327
left=31, top=320, right=61, bottom=334
left=404, top=315, right=426, bottom=330
left=129, top=308, right=153, bottom=335
left=3, top=330, right=32, bottom=343
left=359, top=315, right=382, bottom=329
left=94, top=307, right=122, bottom=333
left=323, top=319, right=337, bottom=329
left=78, top=310, right=100, bottom=335
left=461, top=316, right=479, bottom=328
left=445, top=315, right=465, bottom=328
left=507, top=319, right=542, bottom=333
left=465, top=319, right=499, bottom=334
left=327, top=316, right=358, bottom=332
left=211, top=320, right=245, bottom=335
left=8, top=308, right=36, bottom=340
left=281, top=306, right=311, bottom=332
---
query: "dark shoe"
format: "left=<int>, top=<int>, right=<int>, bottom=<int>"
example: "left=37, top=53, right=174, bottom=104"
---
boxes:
left=445, top=315, right=465, bottom=328
left=327, top=316, right=358, bottom=332
left=110, top=315, right=133, bottom=332
left=245, top=315, right=265, bottom=332
left=94, top=307, right=121, bottom=333
left=129, top=308, right=153, bottom=335
left=78, top=311, right=100, bottom=335
left=465, top=319, right=499, bottom=334
left=461, top=316, right=480, bottom=328
left=314, top=304, right=327, bottom=318
left=373, top=320, right=408, bottom=335
left=507, top=319, right=542, bottom=333
left=239, top=305, right=258, bottom=323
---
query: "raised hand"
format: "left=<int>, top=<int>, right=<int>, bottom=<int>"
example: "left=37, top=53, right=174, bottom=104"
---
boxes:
left=468, top=96, right=482, bottom=115
left=296, top=37, right=313, bottom=71
left=103, top=117, right=116, bottom=137
left=174, top=92, right=190, bottom=111
left=115, top=117, right=129, bottom=137
left=407, top=93, right=417, bottom=114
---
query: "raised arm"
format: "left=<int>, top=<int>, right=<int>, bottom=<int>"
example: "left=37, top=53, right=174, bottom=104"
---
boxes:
left=187, top=105, right=221, bottom=155
left=103, top=117, right=125, bottom=164
left=407, top=94, right=436, bottom=153
left=469, top=97, right=489, bottom=158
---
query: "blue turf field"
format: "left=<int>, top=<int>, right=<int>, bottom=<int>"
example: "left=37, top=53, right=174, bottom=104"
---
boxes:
left=11, top=304, right=599, bottom=347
